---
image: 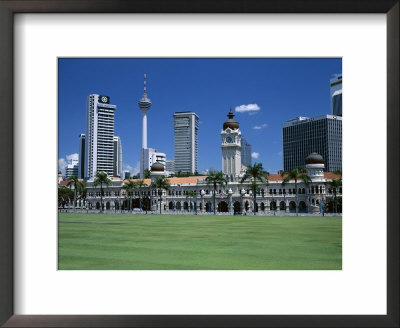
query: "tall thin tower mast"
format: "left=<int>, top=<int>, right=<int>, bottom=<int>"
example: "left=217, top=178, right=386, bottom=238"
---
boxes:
left=138, top=74, right=152, bottom=178
left=138, top=74, right=152, bottom=149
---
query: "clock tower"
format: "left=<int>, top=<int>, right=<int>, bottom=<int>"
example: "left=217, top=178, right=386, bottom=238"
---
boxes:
left=221, top=109, right=242, bottom=178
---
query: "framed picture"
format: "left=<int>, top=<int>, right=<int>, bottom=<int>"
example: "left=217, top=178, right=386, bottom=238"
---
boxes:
left=0, top=0, right=398, bottom=327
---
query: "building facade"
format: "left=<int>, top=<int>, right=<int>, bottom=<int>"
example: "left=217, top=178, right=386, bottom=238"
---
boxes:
left=66, top=159, right=78, bottom=178
left=330, top=74, right=342, bottom=116
left=241, top=138, right=252, bottom=167
left=63, top=111, right=341, bottom=215
left=173, top=111, right=199, bottom=174
left=165, top=159, right=175, bottom=176
left=85, top=94, right=117, bottom=179
left=113, top=136, right=123, bottom=178
left=78, top=134, right=86, bottom=179
left=75, top=152, right=341, bottom=214
left=140, top=148, right=166, bottom=174
left=282, top=115, right=342, bottom=172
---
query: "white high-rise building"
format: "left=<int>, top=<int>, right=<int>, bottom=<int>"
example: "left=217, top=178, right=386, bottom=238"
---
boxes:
left=141, top=148, right=166, bottom=175
left=85, top=94, right=116, bottom=179
left=78, top=133, right=86, bottom=179
left=113, top=136, right=123, bottom=178
left=173, top=111, right=199, bottom=174
left=66, top=159, right=79, bottom=178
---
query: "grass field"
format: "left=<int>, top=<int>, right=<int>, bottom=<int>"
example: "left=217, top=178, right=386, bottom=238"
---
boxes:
left=58, top=213, right=342, bottom=270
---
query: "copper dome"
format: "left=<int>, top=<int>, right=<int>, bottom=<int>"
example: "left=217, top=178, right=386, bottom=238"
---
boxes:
left=223, top=110, right=239, bottom=130
left=305, top=152, right=324, bottom=165
left=151, top=161, right=164, bottom=172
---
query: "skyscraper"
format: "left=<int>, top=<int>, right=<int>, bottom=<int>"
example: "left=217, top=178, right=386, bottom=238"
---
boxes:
left=78, top=133, right=85, bottom=179
left=330, top=74, right=342, bottom=116
left=85, top=94, right=116, bottom=179
left=282, top=115, right=342, bottom=172
left=138, top=74, right=152, bottom=178
left=66, top=159, right=79, bottom=178
left=241, top=138, right=252, bottom=167
left=113, top=136, right=123, bottom=178
left=173, top=111, right=199, bottom=174
left=165, top=159, right=175, bottom=176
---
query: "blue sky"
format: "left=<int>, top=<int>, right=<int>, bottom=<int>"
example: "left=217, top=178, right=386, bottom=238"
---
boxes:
left=58, top=58, right=341, bottom=176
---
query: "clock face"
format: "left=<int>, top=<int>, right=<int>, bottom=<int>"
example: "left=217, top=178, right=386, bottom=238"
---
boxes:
left=226, top=137, right=233, bottom=143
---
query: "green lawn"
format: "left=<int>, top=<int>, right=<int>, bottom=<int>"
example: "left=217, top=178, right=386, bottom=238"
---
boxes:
left=58, top=213, right=342, bottom=270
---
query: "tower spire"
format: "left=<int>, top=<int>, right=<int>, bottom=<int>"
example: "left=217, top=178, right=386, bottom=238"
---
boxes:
left=144, top=73, right=147, bottom=94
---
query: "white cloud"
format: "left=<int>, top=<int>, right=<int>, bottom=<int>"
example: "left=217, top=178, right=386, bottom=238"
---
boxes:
left=58, top=158, right=67, bottom=175
left=66, top=153, right=79, bottom=161
left=124, top=164, right=133, bottom=172
left=251, top=152, right=259, bottom=159
left=235, top=104, right=260, bottom=113
left=124, top=161, right=140, bottom=175
left=132, top=161, right=140, bottom=175
left=252, top=123, right=268, bottom=130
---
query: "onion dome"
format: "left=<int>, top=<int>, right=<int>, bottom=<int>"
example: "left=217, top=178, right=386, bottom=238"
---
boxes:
left=138, top=73, right=152, bottom=111
left=305, top=152, right=324, bottom=165
left=151, top=161, right=164, bottom=172
left=223, top=109, right=239, bottom=130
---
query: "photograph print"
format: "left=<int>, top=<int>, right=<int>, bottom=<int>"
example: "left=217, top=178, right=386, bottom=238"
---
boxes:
left=58, top=58, right=342, bottom=270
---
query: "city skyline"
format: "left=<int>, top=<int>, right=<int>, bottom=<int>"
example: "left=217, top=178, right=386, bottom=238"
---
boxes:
left=58, top=58, right=341, bottom=176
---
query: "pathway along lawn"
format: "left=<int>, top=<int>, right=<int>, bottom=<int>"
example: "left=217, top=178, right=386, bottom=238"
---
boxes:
left=58, top=213, right=342, bottom=270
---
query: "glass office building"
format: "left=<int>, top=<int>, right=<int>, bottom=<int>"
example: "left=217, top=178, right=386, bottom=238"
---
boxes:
left=173, top=111, right=199, bottom=174
left=330, top=74, right=342, bottom=116
left=241, top=138, right=252, bottom=167
left=282, top=115, right=342, bottom=172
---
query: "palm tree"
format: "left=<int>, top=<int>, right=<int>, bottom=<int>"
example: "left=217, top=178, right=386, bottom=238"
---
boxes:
left=143, top=169, right=151, bottom=179
left=281, top=167, right=311, bottom=216
left=66, top=175, right=82, bottom=208
left=93, top=171, right=111, bottom=213
left=329, top=178, right=342, bottom=213
left=150, top=176, right=171, bottom=214
left=134, top=179, right=146, bottom=211
left=240, top=163, right=269, bottom=215
left=281, top=179, right=287, bottom=213
left=122, top=180, right=136, bottom=212
left=78, top=180, right=87, bottom=208
left=205, top=170, right=227, bottom=215
left=186, top=190, right=196, bottom=213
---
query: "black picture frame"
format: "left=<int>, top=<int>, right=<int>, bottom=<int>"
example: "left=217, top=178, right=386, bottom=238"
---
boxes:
left=0, top=1, right=398, bottom=327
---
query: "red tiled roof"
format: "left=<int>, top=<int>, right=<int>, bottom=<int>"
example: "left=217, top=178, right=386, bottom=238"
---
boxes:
left=123, top=176, right=208, bottom=186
